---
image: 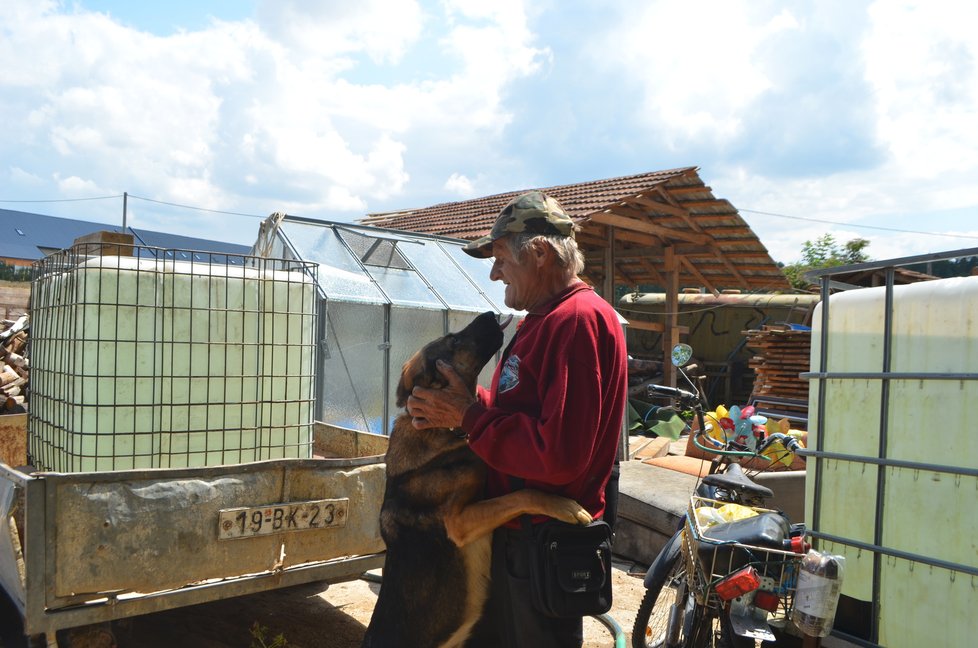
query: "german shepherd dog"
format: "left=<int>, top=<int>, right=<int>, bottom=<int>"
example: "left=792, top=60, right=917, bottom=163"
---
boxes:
left=361, top=311, right=591, bottom=648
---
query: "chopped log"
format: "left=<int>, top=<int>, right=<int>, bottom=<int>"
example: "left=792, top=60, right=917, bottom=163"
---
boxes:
left=0, top=366, right=19, bottom=386
left=0, top=315, right=28, bottom=414
left=4, top=351, right=27, bottom=369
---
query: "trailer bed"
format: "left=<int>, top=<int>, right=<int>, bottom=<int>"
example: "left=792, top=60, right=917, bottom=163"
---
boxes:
left=0, top=423, right=387, bottom=644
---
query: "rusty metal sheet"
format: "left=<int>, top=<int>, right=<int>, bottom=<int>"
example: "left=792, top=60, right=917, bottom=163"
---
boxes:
left=50, top=458, right=385, bottom=598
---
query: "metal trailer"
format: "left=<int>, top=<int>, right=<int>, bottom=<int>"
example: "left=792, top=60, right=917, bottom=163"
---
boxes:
left=0, top=219, right=520, bottom=646
left=0, top=240, right=395, bottom=646
left=802, top=247, right=978, bottom=647
left=0, top=422, right=388, bottom=647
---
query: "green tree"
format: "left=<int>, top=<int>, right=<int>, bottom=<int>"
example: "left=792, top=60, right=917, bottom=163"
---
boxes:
left=781, top=234, right=871, bottom=290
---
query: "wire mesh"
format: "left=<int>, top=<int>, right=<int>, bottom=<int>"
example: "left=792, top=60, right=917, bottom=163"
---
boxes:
left=29, top=243, right=318, bottom=472
left=684, top=496, right=803, bottom=618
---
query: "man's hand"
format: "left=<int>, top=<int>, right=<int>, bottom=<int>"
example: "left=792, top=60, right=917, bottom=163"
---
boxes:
left=406, top=360, right=476, bottom=430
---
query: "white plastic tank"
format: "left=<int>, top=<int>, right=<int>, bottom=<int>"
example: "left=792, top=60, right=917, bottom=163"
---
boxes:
left=30, top=255, right=316, bottom=471
left=807, top=275, right=978, bottom=646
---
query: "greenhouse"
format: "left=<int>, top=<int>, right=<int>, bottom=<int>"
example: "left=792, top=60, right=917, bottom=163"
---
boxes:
left=252, top=212, right=521, bottom=436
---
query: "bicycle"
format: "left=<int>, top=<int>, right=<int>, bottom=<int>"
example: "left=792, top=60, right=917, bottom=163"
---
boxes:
left=631, top=344, right=817, bottom=648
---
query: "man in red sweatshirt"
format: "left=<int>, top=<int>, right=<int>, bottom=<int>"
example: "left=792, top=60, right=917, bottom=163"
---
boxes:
left=407, top=191, right=628, bottom=647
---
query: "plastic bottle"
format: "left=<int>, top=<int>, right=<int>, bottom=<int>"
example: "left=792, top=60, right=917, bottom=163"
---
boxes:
left=790, top=549, right=845, bottom=638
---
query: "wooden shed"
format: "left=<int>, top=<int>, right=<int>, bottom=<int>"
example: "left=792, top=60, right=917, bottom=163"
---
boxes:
left=360, top=167, right=789, bottom=384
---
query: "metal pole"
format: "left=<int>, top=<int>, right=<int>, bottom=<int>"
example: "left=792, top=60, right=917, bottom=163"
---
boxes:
left=123, top=192, right=128, bottom=229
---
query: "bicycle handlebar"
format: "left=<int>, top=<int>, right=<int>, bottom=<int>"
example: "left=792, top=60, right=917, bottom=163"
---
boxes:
left=648, top=381, right=804, bottom=463
left=647, top=383, right=698, bottom=405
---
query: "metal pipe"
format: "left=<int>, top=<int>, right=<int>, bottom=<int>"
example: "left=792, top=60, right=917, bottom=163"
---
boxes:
left=801, top=371, right=978, bottom=380
left=869, top=267, right=896, bottom=643
left=807, top=530, right=978, bottom=578
left=593, top=612, right=627, bottom=648
left=794, top=448, right=978, bottom=477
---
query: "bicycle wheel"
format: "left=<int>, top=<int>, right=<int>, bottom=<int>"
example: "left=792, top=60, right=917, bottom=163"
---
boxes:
left=631, top=540, right=752, bottom=648
left=632, top=542, right=705, bottom=648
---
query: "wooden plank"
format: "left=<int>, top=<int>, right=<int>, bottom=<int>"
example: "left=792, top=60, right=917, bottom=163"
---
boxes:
left=624, top=319, right=689, bottom=334
left=590, top=210, right=711, bottom=245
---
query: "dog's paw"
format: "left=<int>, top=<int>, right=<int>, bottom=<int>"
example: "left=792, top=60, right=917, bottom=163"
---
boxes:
left=549, top=496, right=593, bottom=526
left=523, top=490, right=594, bottom=526
left=573, top=506, right=594, bottom=525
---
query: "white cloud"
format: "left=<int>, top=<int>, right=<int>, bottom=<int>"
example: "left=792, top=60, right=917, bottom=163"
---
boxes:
left=443, top=172, right=474, bottom=196
left=2, top=0, right=976, bottom=264
left=55, top=174, right=104, bottom=195
left=256, top=0, right=425, bottom=65
left=0, top=0, right=549, bottom=235
left=863, top=0, right=978, bottom=181
left=603, top=0, right=798, bottom=147
left=7, top=166, right=44, bottom=187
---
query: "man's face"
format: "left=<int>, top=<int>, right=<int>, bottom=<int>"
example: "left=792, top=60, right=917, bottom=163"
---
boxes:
left=489, top=237, right=540, bottom=311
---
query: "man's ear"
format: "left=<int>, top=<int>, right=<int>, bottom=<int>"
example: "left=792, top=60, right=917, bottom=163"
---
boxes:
left=530, top=239, right=552, bottom=267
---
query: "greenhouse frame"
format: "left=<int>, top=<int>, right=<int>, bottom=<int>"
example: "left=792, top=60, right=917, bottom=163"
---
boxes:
left=252, top=212, right=522, bottom=436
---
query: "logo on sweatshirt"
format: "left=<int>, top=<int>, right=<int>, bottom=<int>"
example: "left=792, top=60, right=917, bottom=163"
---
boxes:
left=498, top=354, right=520, bottom=393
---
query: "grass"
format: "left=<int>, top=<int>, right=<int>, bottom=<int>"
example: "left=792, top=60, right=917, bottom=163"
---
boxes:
left=249, top=622, right=295, bottom=648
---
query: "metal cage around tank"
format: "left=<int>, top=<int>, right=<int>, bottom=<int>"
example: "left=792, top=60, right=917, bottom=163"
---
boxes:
left=28, top=243, right=319, bottom=472
left=802, top=247, right=978, bottom=647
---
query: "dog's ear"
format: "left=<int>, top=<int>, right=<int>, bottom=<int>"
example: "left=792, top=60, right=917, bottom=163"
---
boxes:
left=396, top=351, right=423, bottom=407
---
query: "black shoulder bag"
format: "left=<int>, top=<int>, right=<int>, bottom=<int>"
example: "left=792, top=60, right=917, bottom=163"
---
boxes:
left=512, top=479, right=613, bottom=618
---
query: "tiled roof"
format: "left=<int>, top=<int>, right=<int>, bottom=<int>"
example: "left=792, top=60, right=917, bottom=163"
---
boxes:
left=360, top=168, right=790, bottom=293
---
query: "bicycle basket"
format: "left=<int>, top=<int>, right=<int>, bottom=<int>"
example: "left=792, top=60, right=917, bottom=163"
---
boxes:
left=684, top=496, right=805, bottom=615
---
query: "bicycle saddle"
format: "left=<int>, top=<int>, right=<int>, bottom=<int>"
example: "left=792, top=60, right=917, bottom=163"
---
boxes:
left=701, top=462, right=774, bottom=499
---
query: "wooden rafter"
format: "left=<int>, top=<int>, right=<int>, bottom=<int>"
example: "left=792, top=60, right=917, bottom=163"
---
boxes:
left=648, top=187, right=752, bottom=289
left=627, top=194, right=691, bottom=220
left=590, top=208, right=710, bottom=245
left=637, top=257, right=667, bottom=287
left=681, top=257, right=720, bottom=295
left=663, top=184, right=711, bottom=196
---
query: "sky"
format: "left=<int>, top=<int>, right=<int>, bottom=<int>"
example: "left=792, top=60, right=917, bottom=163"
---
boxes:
left=2, top=0, right=977, bottom=265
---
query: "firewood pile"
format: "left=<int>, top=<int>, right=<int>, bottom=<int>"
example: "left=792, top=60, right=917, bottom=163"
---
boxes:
left=0, top=315, right=28, bottom=414
left=744, top=324, right=811, bottom=419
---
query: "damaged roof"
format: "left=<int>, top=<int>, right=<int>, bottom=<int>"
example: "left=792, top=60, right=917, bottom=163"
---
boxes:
left=360, top=167, right=790, bottom=294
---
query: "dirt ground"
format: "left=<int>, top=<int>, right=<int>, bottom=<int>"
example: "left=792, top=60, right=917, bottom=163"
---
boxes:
left=37, top=559, right=650, bottom=648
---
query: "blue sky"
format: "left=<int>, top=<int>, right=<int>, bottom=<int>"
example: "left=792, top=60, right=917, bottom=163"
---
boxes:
left=2, top=0, right=977, bottom=264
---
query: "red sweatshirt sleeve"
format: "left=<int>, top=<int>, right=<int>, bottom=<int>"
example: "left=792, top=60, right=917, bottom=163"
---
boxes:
left=462, top=287, right=627, bottom=515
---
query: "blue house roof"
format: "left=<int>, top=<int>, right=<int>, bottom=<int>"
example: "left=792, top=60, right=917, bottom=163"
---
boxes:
left=0, top=208, right=251, bottom=264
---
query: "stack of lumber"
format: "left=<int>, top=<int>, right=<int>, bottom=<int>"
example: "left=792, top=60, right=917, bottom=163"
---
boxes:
left=744, top=324, right=810, bottom=415
left=0, top=315, right=28, bottom=413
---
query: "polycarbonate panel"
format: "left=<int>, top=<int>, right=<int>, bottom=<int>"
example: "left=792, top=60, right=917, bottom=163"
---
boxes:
left=452, top=250, right=509, bottom=311
left=320, top=301, right=387, bottom=434
left=279, top=222, right=386, bottom=302
left=402, top=242, right=499, bottom=310
left=371, top=265, right=443, bottom=307
left=386, top=306, right=445, bottom=432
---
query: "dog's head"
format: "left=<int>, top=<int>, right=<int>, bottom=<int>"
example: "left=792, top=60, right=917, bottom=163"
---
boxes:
left=396, top=311, right=506, bottom=407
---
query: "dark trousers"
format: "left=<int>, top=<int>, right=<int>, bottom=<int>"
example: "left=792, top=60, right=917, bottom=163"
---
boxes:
left=466, top=526, right=584, bottom=648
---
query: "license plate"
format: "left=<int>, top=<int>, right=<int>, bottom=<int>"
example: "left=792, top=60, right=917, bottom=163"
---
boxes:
left=218, top=498, right=349, bottom=540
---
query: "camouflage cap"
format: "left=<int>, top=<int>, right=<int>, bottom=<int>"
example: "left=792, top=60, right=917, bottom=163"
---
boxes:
left=463, top=191, right=576, bottom=258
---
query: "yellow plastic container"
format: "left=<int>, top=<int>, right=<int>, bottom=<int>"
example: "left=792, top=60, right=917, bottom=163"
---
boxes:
left=30, top=256, right=316, bottom=471
left=808, top=275, right=978, bottom=646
